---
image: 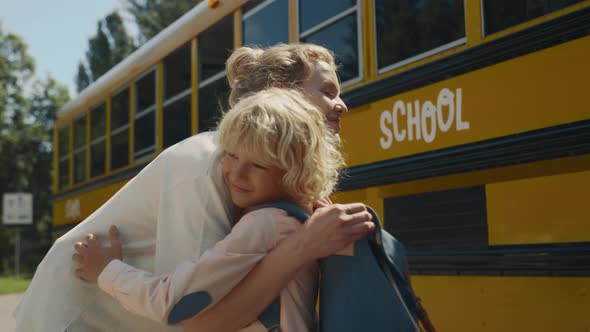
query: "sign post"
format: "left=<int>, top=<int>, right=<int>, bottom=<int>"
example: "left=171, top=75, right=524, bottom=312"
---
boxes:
left=3, top=193, right=33, bottom=279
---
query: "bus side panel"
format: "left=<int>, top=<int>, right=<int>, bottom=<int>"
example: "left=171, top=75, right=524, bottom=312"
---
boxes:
left=487, top=170, right=590, bottom=245
left=413, top=275, right=590, bottom=332
left=340, top=36, right=590, bottom=167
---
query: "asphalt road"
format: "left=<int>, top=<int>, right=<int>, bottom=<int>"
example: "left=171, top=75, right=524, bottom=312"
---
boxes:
left=0, top=293, right=20, bottom=332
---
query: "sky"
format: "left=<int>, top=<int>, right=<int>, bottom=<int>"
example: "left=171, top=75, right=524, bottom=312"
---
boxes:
left=0, top=0, right=138, bottom=97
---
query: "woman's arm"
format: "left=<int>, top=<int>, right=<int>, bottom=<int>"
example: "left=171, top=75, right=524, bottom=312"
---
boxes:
left=182, top=203, right=374, bottom=331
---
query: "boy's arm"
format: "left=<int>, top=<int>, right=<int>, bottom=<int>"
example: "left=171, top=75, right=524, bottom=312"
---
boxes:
left=73, top=209, right=299, bottom=324
left=182, top=203, right=374, bottom=331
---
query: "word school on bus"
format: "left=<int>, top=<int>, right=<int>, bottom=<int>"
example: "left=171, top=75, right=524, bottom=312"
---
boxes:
left=379, top=88, right=470, bottom=149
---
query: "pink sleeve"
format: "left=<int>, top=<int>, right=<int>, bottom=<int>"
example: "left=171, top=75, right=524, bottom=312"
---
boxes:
left=97, top=208, right=300, bottom=324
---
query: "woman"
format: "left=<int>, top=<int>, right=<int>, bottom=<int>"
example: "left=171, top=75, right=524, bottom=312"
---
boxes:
left=15, top=44, right=373, bottom=332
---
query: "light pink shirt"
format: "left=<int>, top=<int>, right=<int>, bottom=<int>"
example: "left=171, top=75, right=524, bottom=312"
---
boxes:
left=98, top=208, right=318, bottom=331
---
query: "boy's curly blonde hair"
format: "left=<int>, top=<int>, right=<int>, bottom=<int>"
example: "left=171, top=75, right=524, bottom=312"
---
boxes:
left=218, top=88, right=344, bottom=203
left=226, top=43, right=337, bottom=107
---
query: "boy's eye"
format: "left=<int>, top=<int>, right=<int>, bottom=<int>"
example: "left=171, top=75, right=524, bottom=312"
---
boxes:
left=323, top=90, right=337, bottom=99
left=253, top=163, right=268, bottom=170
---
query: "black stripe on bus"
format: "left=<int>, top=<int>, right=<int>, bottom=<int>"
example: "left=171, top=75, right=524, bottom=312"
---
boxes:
left=338, top=119, right=590, bottom=192
left=408, top=242, right=590, bottom=277
left=53, top=163, right=147, bottom=202
left=342, top=7, right=590, bottom=109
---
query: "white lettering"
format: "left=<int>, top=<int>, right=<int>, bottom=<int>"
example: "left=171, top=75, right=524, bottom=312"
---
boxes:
left=380, top=110, right=393, bottom=149
left=65, top=199, right=80, bottom=219
left=393, top=100, right=406, bottom=142
left=407, top=101, right=421, bottom=141
left=378, top=87, right=468, bottom=149
left=455, top=88, right=470, bottom=130
left=421, top=101, right=436, bottom=143
left=437, top=88, right=454, bottom=132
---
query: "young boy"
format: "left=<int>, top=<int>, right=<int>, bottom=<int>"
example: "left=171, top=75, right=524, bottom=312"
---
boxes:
left=74, top=88, right=345, bottom=331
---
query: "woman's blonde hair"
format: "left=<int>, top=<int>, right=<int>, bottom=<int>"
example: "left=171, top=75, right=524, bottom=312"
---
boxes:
left=226, top=43, right=337, bottom=107
left=218, top=88, right=344, bottom=203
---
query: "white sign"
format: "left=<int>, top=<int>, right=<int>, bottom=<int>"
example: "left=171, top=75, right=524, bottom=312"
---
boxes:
left=3, top=193, right=33, bottom=225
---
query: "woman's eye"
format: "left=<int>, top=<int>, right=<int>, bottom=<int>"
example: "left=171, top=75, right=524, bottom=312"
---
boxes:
left=225, top=152, right=238, bottom=159
left=323, top=90, right=336, bottom=99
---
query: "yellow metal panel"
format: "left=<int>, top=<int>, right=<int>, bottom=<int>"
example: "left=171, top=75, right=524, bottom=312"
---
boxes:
left=340, top=36, right=590, bottom=167
left=487, top=170, right=590, bottom=245
left=53, top=126, right=58, bottom=194
left=105, top=96, right=111, bottom=174
left=85, top=114, right=90, bottom=181
left=288, top=0, right=298, bottom=43
left=464, top=0, right=483, bottom=46
left=412, top=275, right=590, bottom=332
left=234, top=9, right=242, bottom=48
left=129, top=83, right=134, bottom=164
left=53, top=179, right=128, bottom=226
left=156, top=63, right=164, bottom=154
left=191, top=38, right=198, bottom=134
left=361, top=0, right=376, bottom=82
left=69, top=121, right=73, bottom=188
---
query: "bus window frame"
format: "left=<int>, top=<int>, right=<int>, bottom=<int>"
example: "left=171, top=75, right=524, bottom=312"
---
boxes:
left=109, top=84, right=131, bottom=172
left=298, top=0, right=363, bottom=88
left=72, top=114, right=88, bottom=185
left=57, top=126, right=71, bottom=191
left=132, top=66, right=158, bottom=162
left=373, top=0, right=467, bottom=75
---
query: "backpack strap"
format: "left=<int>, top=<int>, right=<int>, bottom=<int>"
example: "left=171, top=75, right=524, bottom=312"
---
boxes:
left=252, top=201, right=310, bottom=223
left=365, top=207, right=424, bottom=332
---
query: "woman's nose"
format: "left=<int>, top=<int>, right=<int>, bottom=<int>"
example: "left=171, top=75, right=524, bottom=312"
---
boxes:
left=334, top=98, right=348, bottom=114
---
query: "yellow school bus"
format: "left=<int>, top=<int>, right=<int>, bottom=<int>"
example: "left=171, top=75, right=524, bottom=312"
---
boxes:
left=53, top=1, right=590, bottom=330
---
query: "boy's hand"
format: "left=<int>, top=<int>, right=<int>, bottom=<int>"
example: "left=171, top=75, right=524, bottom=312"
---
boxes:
left=72, top=225, right=123, bottom=283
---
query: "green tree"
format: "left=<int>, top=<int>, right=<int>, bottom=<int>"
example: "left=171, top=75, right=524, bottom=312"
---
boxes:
left=75, top=11, right=135, bottom=92
left=0, top=27, right=70, bottom=275
left=125, top=0, right=201, bottom=44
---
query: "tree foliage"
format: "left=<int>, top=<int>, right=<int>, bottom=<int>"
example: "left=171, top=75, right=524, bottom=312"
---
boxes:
left=0, top=27, right=70, bottom=275
left=125, top=0, right=201, bottom=45
left=75, top=11, right=135, bottom=93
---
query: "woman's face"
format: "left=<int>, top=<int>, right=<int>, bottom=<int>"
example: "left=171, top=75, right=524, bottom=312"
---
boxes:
left=300, top=61, right=348, bottom=133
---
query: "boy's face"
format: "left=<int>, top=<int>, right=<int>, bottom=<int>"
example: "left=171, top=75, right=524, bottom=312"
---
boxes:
left=222, top=148, right=290, bottom=209
left=300, top=61, right=348, bottom=133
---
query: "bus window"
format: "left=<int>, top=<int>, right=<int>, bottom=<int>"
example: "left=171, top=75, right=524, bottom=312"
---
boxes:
left=198, top=75, right=229, bottom=133
left=73, top=115, right=87, bottom=184
left=58, top=127, right=70, bottom=190
left=198, top=15, right=233, bottom=132
left=133, top=70, right=157, bottom=160
left=299, top=0, right=361, bottom=85
left=110, top=87, right=130, bottom=170
left=198, top=15, right=233, bottom=82
left=163, top=43, right=192, bottom=149
left=90, top=102, right=106, bottom=178
left=243, top=0, right=289, bottom=47
left=483, top=0, right=585, bottom=35
left=375, top=0, right=465, bottom=73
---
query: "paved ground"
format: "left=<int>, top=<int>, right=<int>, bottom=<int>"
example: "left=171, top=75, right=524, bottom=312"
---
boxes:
left=0, top=293, right=21, bottom=332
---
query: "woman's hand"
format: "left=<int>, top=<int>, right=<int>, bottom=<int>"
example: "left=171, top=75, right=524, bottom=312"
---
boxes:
left=71, top=225, right=123, bottom=283
left=299, top=203, right=374, bottom=260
